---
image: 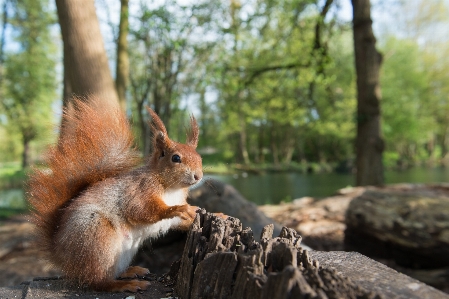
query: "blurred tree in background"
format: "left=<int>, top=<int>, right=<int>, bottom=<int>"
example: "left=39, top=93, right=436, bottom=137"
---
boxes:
left=56, top=0, right=118, bottom=107
left=352, top=0, right=384, bottom=186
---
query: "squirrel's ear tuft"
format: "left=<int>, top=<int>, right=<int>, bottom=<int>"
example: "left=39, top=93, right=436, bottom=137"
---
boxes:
left=146, top=107, right=168, bottom=136
left=146, top=106, right=171, bottom=150
left=186, top=115, right=199, bottom=149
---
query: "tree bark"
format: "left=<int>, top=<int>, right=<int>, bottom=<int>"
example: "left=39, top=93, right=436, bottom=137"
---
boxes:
left=115, top=0, right=129, bottom=112
left=55, top=0, right=118, bottom=107
left=441, top=125, right=449, bottom=163
left=239, top=112, right=250, bottom=165
left=21, top=136, right=30, bottom=169
left=352, top=0, right=384, bottom=186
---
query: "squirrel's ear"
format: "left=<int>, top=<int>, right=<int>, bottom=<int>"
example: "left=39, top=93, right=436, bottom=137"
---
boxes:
left=146, top=107, right=168, bottom=135
left=186, top=115, right=199, bottom=149
left=146, top=106, right=170, bottom=150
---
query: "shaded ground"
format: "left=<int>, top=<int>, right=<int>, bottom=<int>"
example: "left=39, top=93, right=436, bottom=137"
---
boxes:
left=0, top=215, right=61, bottom=286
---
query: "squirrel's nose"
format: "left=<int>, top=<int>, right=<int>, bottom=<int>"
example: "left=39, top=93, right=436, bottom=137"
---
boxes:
left=194, top=171, right=203, bottom=181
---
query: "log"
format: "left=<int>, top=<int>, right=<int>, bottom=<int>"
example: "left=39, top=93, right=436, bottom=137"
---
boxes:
left=175, top=209, right=387, bottom=299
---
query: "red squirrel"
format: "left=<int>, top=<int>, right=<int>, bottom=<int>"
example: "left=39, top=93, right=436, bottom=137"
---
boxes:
left=27, top=97, right=202, bottom=292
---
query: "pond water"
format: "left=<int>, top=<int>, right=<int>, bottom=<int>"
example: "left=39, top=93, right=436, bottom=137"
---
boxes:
left=1, top=167, right=449, bottom=208
left=207, top=167, right=449, bottom=205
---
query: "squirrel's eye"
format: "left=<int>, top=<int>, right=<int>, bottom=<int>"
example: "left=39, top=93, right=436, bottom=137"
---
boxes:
left=171, top=154, right=181, bottom=163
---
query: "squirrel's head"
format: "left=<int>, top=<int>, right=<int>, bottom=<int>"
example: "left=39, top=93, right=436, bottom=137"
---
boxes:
left=147, top=107, right=203, bottom=189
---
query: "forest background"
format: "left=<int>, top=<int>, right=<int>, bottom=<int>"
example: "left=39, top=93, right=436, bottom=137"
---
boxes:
left=0, top=0, right=449, bottom=187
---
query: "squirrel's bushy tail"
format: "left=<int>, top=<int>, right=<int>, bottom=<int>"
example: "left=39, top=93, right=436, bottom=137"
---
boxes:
left=28, top=97, right=140, bottom=251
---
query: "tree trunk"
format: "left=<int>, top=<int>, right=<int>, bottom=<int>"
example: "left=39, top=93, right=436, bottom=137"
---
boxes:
left=282, top=128, right=295, bottom=165
left=257, top=125, right=265, bottom=163
left=137, top=100, right=151, bottom=156
left=115, top=0, right=129, bottom=112
left=352, top=0, right=384, bottom=186
left=22, top=137, right=30, bottom=169
left=55, top=0, right=118, bottom=107
left=239, top=113, right=250, bottom=165
left=441, top=125, right=449, bottom=163
left=270, top=126, right=279, bottom=166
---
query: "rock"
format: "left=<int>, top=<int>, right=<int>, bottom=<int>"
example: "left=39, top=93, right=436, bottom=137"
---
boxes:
left=345, top=184, right=449, bottom=269
left=189, top=179, right=283, bottom=238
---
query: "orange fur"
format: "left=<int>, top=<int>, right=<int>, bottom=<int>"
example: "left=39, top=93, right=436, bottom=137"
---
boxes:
left=27, top=96, right=203, bottom=292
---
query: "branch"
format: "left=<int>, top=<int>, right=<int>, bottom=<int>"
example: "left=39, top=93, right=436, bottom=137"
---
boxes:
left=243, top=62, right=310, bottom=87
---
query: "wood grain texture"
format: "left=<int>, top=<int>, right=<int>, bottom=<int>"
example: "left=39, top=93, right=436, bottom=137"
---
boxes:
left=175, top=210, right=387, bottom=299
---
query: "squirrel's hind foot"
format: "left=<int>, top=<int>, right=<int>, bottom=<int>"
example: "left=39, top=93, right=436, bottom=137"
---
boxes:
left=94, top=279, right=151, bottom=292
left=119, top=266, right=150, bottom=278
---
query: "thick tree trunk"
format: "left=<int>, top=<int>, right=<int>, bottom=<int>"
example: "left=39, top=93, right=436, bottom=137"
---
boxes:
left=352, top=0, right=384, bottom=186
left=115, top=0, right=129, bottom=112
left=55, top=0, right=118, bottom=107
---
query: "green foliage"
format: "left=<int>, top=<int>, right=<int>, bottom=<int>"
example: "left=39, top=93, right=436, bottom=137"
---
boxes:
left=0, top=125, right=22, bottom=162
left=0, top=0, right=57, bottom=167
left=381, top=37, right=435, bottom=162
left=0, top=162, right=26, bottom=189
left=207, top=0, right=355, bottom=165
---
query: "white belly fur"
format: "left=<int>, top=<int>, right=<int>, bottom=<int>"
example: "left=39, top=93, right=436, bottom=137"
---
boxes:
left=115, top=188, right=186, bottom=276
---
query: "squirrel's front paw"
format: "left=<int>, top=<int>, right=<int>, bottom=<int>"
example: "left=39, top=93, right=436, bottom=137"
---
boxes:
left=185, top=204, right=200, bottom=219
left=168, top=204, right=199, bottom=221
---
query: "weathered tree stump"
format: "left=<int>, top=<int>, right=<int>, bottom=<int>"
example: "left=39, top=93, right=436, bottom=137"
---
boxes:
left=175, top=209, right=383, bottom=299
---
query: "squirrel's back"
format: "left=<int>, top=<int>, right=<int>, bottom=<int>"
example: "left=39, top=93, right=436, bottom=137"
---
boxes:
left=28, top=97, right=141, bottom=252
